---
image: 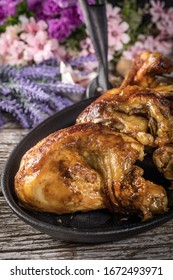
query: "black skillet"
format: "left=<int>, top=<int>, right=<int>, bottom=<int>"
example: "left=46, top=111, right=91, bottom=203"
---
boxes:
left=1, top=98, right=173, bottom=243
left=1, top=1, right=173, bottom=243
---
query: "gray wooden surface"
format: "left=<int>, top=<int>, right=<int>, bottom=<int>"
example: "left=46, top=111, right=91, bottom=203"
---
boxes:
left=0, top=123, right=173, bottom=260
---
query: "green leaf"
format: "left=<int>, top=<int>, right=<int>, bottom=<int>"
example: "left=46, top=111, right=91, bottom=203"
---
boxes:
left=64, top=26, right=87, bottom=51
left=121, top=1, right=148, bottom=43
left=16, top=0, right=34, bottom=18
left=0, top=0, right=34, bottom=34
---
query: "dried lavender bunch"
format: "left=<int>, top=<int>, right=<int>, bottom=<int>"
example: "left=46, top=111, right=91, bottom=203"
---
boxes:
left=69, top=54, right=96, bottom=67
left=36, top=80, right=85, bottom=102
left=38, top=57, right=59, bottom=67
left=0, top=99, right=30, bottom=128
left=7, top=78, right=50, bottom=102
left=0, top=65, right=20, bottom=80
left=19, top=65, right=60, bottom=80
left=0, top=59, right=86, bottom=128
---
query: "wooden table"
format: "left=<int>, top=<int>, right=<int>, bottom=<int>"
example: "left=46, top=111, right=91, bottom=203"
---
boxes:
left=0, top=122, right=173, bottom=260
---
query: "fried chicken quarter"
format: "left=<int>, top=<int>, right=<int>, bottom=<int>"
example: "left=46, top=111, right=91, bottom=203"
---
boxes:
left=77, top=52, right=173, bottom=185
left=15, top=123, right=167, bottom=220
left=15, top=52, right=172, bottom=220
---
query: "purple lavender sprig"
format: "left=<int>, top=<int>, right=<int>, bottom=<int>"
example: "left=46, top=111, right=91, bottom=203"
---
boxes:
left=23, top=103, right=51, bottom=128
left=19, top=65, right=60, bottom=79
left=36, top=80, right=85, bottom=101
left=0, top=78, right=77, bottom=128
left=0, top=64, right=20, bottom=80
left=0, top=85, right=12, bottom=96
left=38, top=57, right=58, bottom=66
left=22, top=93, right=73, bottom=127
left=8, top=78, right=50, bottom=102
left=37, top=80, right=85, bottom=94
left=0, top=99, right=30, bottom=128
left=0, top=54, right=90, bottom=128
left=49, top=93, right=73, bottom=111
left=69, top=54, right=96, bottom=67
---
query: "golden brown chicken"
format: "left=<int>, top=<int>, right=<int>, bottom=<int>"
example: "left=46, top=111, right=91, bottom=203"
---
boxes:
left=122, top=51, right=173, bottom=117
left=15, top=51, right=172, bottom=221
left=77, top=51, right=173, bottom=195
left=123, top=52, right=173, bottom=186
left=121, top=51, right=173, bottom=89
left=153, top=145, right=173, bottom=189
left=77, top=52, right=173, bottom=147
left=15, top=123, right=168, bottom=220
left=77, top=85, right=172, bottom=147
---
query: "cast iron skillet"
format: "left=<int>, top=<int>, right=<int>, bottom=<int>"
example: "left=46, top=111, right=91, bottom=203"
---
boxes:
left=1, top=2, right=173, bottom=244
left=1, top=97, right=173, bottom=243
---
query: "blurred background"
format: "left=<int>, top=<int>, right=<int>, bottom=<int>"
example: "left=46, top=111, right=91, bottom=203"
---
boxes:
left=0, top=0, right=172, bottom=128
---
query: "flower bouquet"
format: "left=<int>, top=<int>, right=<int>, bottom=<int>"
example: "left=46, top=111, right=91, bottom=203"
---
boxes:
left=0, top=0, right=172, bottom=128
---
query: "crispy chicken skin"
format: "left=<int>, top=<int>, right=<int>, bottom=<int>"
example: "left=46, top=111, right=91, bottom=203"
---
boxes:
left=15, top=51, right=172, bottom=220
left=15, top=123, right=167, bottom=219
left=121, top=51, right=173, bottom=88
left=77, top=85, right=172, bottom=147
left=77, top=52, right=173, bottom=147
left=153, top=145, right=173, bottom=188
left=77, top=51, right=173, bottom=202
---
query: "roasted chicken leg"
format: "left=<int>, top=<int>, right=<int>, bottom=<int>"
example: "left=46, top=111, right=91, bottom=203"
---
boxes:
left=121, top=51, right=173, bottom=89
left=15, top=51, right=172, bottom=221
left=15, top=123, right=167, bottom=219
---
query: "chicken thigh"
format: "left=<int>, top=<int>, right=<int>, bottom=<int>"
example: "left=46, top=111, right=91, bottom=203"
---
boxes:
left=15, top=51, right=172, bottom=221
left=15, top=123, right=167, bottom=220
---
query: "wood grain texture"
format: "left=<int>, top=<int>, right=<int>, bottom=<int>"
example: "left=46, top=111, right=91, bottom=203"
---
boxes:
left=0, top=126, right=173, bottom=260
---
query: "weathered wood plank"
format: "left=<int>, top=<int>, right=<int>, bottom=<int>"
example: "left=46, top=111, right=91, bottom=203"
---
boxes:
left=0, top=128, right=29, bottom=143
left=0, top=128, right=29, bottom=193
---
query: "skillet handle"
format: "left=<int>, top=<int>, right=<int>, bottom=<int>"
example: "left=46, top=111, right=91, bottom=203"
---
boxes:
left=79, top=0, right=110, bottom=96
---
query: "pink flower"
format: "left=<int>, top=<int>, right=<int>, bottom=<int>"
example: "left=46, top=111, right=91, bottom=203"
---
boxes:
left=0, top=15, right=67, bottom=65
left=0, top=38, right=9, bottom=57
left=168, top=7, right=173, bottom=21
left=4, top=25, right=21, bottom=42
left=79, top=3, right=130, bottom=62
left=0, top=25, right=21, bottom=57
left=123, top=35, right=173, bottom=61
left=21, top=28, right=66, bottom=63
left=108, top=21, right=130, bottom=50
left=78, top=1, right=131, bottom=83
left=106, top=3, right=121, bottom=22
left=156, top=17, right=173, bottom=37
left=19, top=16, right=47, bottom=34
left=107, top=3, right=130, bottom=52
left=80, top=37, right=95, bottom=56
left=123, top=41, right=144, bottom=61
left=6, top=40, right=26, bottom=65
left=149, top=1, right=173, bottom=39
left=149, top=0, right=165, bottom=23
left=155, top=7, right=173, bottom=38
